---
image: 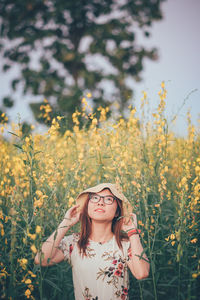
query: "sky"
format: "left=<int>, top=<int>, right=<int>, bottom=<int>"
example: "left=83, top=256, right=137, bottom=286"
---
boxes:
left=134, top=0, right=200, bottom=136
left=0, top=0, right=200, bottom=136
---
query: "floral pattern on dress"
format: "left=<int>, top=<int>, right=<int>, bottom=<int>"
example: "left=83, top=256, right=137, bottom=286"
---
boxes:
left=120, top=286, right=129, bottom=300
left=114, top=285, right=129, bottom=299
left=85, top=241, right=96, bottom=258
left=82, top=287, right=98, bottom=300
left=96, top=250, right=129, bottom=298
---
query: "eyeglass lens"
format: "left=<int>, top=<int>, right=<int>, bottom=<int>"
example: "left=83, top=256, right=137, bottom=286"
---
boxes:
left=90, top=194, right=114, bottom=204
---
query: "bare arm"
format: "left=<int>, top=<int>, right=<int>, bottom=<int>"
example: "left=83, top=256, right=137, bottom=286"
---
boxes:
left=122, top=213, right=150, bottom=280
left=34, top=204, right=80, bottom=266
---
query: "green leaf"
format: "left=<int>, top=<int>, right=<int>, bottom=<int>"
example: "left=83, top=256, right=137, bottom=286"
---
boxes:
left=43, top=278, right=62, bottom=292
left=13, top=144, right=22, bottom=150
left=8, top=131, right=19, bottom=138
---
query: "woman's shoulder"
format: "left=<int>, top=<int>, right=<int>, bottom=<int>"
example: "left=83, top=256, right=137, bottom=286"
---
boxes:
left=62, top=232, right=80, bottom=244
left=59, top=233, right=80, bottom=262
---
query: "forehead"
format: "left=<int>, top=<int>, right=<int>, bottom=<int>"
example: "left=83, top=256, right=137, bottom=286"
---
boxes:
left=96, top=188, right=113, bottom=196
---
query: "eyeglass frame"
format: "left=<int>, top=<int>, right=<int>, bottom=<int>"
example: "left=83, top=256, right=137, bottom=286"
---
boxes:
left=89, top=193, right=116, bottom=205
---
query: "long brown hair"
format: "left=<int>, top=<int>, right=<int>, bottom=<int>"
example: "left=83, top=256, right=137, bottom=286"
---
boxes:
left=77, top=190, right=127, bottom=256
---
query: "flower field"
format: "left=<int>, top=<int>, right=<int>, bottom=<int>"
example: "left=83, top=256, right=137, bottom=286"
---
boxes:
left=0, top=83, right=199, bottom=300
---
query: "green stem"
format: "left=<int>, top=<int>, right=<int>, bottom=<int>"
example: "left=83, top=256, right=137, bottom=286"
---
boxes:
left=142, top=187, right=158, bottom=300
left=178, top=261, right=181, bottom=300
left=138, top=281, right=144, bottom=300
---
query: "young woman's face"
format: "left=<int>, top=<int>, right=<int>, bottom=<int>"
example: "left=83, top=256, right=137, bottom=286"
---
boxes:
left=87, top=189, right=118, bottom=222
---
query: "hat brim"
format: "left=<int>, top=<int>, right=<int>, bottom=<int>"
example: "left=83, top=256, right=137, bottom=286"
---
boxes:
left=76, top=183, right=132, bottom=217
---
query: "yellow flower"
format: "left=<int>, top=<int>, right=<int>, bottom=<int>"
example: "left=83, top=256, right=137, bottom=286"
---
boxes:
left=57, top=116, right=64, bottom=121
left=35, top=190, right=43, bottom=197
left=190, top=238, right=197, bottom=244
left=87, top=92, right=92, bottom=98
left=36, top=225, right=42, bottom=234
left=5, top=168, right=9, bottom=174
left=170, top=234, right=175, bottom=240
left=68, top=197, right=74, bottom=207
left=82, top=97, right=86, bottom=103
left=181, top=177, right=187, bottom=185
left=25, top=289, right=31, bottom=298
left=164, top=166, right=168, bottom=172
left=31, top=244, right=37, bottom=254
left=151, top=216, right=155, bottom=224
left=143, top=91, right=147, bottom=99
left=78, top=153, right=84, bottom=160
left=25, top=279, right=32, bottom=284
left=0, top=267, right=8, bottom=279
left=28, top=233, right=36, bottom=240
left=25, top=137, right=30, bottom=143
left=91, top=118, right=98, bottom=126
left=18, top=258, right=28, bottom=270
left=28, top=271, right=36, bottom=278
left=131, top=180, right=137, bottom=186
left=34, top=198, right=44, bottom=208
left=1, top=227, right=4, bottom=236
left=192, top=273, right=199, bottom=279
left=21, top=258, right=28, bottom=264
left=138, top=220, right=144, bottom=227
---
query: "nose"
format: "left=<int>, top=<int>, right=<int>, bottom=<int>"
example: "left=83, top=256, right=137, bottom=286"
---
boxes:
left=97, top=196, right=105, bottom=206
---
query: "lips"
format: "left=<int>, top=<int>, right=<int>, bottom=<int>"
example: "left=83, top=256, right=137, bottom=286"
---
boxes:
left=95, top=208, right=105, bottom=212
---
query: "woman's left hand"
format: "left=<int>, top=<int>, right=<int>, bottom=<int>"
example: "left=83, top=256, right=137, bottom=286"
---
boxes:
left=122, top=213, right=138, bottom=233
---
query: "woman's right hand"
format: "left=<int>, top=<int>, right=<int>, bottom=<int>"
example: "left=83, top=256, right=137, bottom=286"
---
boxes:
left=64, top=204, right=80, bottom=227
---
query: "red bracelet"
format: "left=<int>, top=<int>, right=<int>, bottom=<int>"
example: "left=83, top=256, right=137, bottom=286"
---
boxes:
left=127, top=229, right=141, bottom=237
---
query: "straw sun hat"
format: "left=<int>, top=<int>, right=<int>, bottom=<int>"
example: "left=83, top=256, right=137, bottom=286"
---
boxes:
left=76, top=183, right=132, bottom=220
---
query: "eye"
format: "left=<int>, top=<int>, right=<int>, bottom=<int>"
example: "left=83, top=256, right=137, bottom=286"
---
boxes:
left=91, top=195, right=99, bottom=202
left=105, top=196, right=113, bottom=203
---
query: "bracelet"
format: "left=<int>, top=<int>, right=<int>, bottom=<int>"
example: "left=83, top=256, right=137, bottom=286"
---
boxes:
left=127, top=229, right=141, bottom=237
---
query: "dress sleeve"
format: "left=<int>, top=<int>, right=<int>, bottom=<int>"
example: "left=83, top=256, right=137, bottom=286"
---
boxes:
left=58, top=233, right=77, bottom=263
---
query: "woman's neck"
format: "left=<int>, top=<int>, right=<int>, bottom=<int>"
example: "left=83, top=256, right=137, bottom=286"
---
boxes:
left=90, top=221, right=114, bottom=244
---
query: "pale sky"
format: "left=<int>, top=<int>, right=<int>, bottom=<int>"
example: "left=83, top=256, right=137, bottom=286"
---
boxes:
left=134, top=0, right=200, bottom=136
left=0, top=0, right=199, bottom=136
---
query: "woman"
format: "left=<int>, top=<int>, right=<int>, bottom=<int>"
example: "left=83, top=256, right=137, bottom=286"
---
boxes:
left=34, top=183, right=150, bottom=300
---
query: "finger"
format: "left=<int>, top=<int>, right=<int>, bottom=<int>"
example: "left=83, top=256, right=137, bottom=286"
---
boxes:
left=70, top=208, right=79, bottom=217
left=130, top=212, right=136, bottom=218
left=71, top=204, right=80, bottom=210
left=69, top=204, right=80, bottom=213
left=130, top=213, right=137, bottom=220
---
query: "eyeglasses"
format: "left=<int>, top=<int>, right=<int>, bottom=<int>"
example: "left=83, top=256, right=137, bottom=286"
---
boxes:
left=89, top=193, right=115, bottom=205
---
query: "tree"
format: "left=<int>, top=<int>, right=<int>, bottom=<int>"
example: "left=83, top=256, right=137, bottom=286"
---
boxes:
left=0, top=0, right=166, bottom=127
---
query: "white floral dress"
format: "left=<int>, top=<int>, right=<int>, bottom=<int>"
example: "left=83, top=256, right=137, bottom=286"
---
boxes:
left=59, top=233, right=131, bottom=300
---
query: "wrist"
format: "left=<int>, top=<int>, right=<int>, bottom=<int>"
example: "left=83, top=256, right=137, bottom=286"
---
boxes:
left=59, top=218, right=72, bottom=230
left=127, top=228, right=141, bottom=238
